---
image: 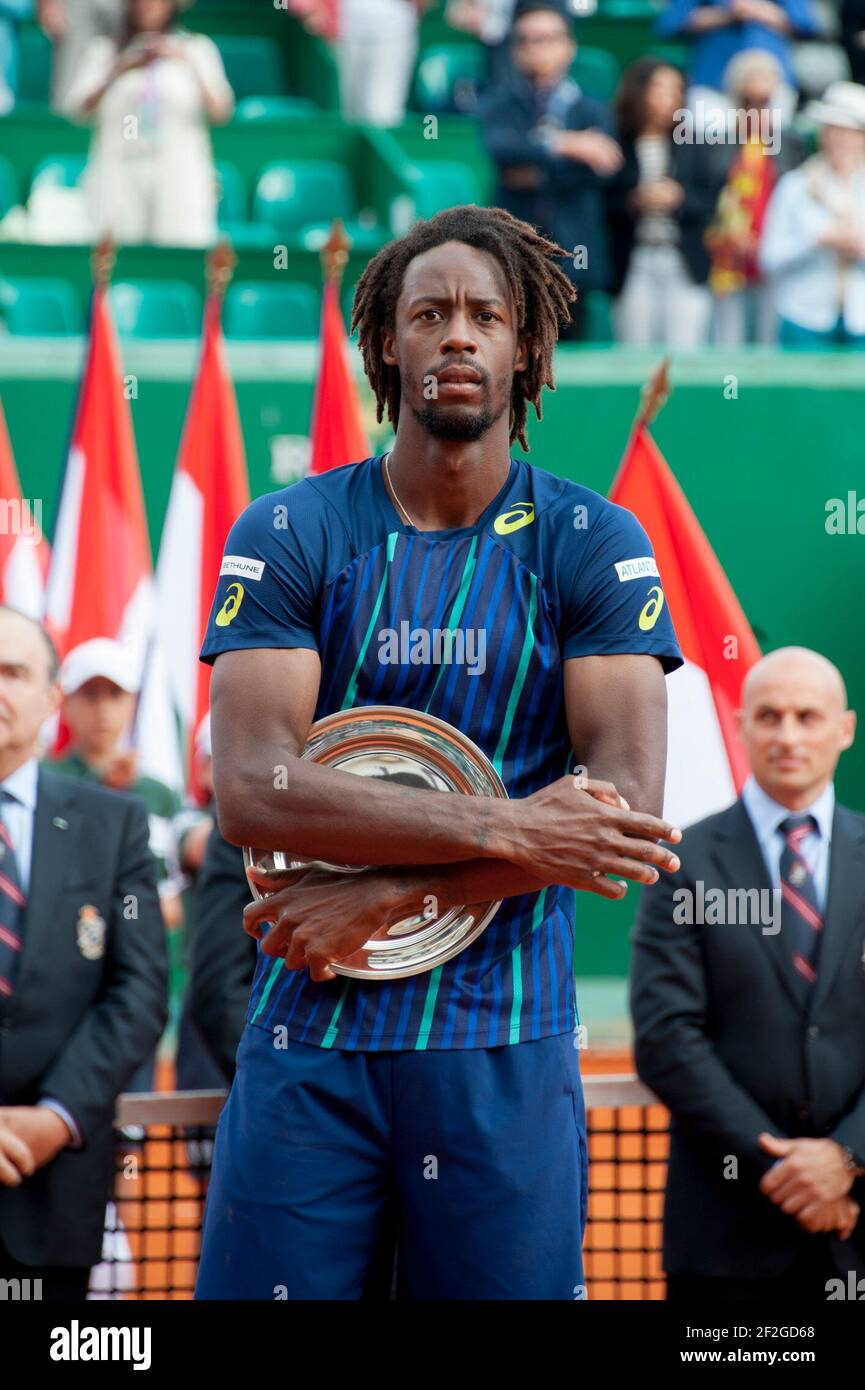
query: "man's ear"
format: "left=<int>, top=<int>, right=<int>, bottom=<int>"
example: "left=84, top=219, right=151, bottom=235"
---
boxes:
left=514, top=335, right=529, bottom=374
left=382, top=324, right=398, bottom=368
left=839, top=708, right=856, bottom=751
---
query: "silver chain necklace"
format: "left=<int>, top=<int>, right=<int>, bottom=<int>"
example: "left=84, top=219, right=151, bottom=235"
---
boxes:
left=382, top=451, right=415, bottom=529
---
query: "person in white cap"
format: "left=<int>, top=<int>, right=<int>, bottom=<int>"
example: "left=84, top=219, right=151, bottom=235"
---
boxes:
left=54, top=637, right=182, bottom=1100
left=760, top=79, right=865, bottom=346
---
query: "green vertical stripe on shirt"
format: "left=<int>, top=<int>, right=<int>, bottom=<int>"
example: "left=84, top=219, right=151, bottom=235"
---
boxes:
left=250, top=958, right=284, bottom=1024
left=424, top=536, right=478, bottom=711
left=320, top=979, right=350, bottom=1048
left=340, top=531, right=399, bottom=711
left=415, top=964, right=443, bottom=1049
left=508, top=886, right=550, bottom=1044
left=492, top=574, right=538, bottom=776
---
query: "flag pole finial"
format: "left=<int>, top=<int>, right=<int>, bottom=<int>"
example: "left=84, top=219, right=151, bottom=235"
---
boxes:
left=91, top=237, right=116, bottom=287
left=321, top=218, right=351, bottom=285
left=635, top=357, right=672, bottom=429
left=206, top=238, right=237, bottom=298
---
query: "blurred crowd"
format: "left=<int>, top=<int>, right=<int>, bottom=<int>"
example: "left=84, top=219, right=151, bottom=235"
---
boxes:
left=0, top=0, right=864, bottom=344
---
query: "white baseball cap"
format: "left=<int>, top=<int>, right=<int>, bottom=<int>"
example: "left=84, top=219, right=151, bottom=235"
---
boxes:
left=59, top=638, right=141, bottom=696
left=806, top=81, right=865, bottom=132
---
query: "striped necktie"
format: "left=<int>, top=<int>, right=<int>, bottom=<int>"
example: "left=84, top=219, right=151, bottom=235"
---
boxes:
left=779, top=813, right=822, bottom=992
left=0, top=791, right=26, bottom=1004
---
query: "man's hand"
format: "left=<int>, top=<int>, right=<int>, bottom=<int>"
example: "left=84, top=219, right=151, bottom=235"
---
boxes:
left=0, top=1112, right=36, bottom=1187
left=758, top=1134, right=857, bottom=1219
left=552, top=129, right=624, bottom=176
left=635, top=178, right=685, bottom=215
left=243, top=865, right=404, bottom=981
left=506, top=777, right=681, bottom=890
left=730, top=0, right=790, bottom=31
left=0, top=1107, right=72, bottom=1185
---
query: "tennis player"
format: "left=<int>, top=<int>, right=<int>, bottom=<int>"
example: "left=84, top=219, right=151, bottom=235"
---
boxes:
left=195, top=205, right=683, bottom=1300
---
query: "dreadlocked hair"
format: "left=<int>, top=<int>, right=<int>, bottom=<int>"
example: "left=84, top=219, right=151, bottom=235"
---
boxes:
left=350, top=205, right=576, bottom=452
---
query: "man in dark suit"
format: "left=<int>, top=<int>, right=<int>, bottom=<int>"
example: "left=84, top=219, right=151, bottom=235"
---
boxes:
left=0, top=605, right=168, bottom=1299
left=479, top=1, right=623, bottom=339
left=188, top=826, right=256, bottom=1084
left=632, top=646, right=865, bottom=1301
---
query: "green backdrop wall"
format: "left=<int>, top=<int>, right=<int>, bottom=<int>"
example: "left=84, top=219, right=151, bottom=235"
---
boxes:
left=2, top=341, right=863, bottom=974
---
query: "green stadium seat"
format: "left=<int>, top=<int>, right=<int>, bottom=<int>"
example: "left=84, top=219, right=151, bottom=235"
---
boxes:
left=219, top=220, right=280, bottom=250
left=571, top=46, right=621, bottom=102
left=253, top=160, right=356, bottom=239
left=647, top=44, right=689, bottom=72
left=109, top=280, right=202, bottom=338
left=298, top=221, right=384, bottom=253
left=582, top=290, right=614, bottom=345
left=29, top=154, right=87, bottom=193
left=16, top=26, right=52, bottom=105
left=413, top=44, right=485, bottom=113
left=0, top=277, right=83, bottom=336
left=215, top=160, right=247, bottom=224
left=234, top=96, right=317, bottom=123
left=407, top=161, right=482, bottom=220
left=213, top=35, right=286, bottom=101
left=0, top=156, right=20, bottom=219
left=598, top=0, right=661, bottom=16
left=224, top=282, right=320, bottom=339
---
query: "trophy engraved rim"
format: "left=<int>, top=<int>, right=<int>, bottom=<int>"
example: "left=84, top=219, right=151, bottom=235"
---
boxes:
left=243, top=705, right=508, bottom=980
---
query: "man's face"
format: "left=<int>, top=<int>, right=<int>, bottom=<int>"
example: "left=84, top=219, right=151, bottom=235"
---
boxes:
left=0, top=609, right=60, bottom=763
left=63, top=677, right=137, bottom=760
left=511, top=10, right=575, bottom=86
left=737, top=659, right=855, bottom=806
left=382, top=241, right=527, bottom=444
left=820, top=123, right=865, bottom=164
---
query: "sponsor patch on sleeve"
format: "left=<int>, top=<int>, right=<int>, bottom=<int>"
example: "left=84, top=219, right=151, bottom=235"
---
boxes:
left=614, top=557, right=659, bottom=583
left=220, top=555, right=265, bottom=582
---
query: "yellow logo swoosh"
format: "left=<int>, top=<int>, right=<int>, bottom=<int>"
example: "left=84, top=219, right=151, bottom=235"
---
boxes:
left=216, top=582, right=245, bottom=627
left=638, top=586, right=665, bottom=632
left=494, top=502, right=535, bottom=535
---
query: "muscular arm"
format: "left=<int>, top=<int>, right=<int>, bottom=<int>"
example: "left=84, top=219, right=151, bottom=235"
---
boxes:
left=383, top=652, right=673, bottom=913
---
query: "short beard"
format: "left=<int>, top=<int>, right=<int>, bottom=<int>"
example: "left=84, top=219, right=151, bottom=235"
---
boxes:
left=410, top=402, right=494, bottom=441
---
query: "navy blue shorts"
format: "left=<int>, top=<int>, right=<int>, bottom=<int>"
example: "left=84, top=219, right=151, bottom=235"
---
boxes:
left=195, top=1021, right=588, bottom=1300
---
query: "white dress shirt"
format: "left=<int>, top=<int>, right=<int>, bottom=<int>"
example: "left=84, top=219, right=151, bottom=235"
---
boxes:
left=741, top=775, right=834, bottom=913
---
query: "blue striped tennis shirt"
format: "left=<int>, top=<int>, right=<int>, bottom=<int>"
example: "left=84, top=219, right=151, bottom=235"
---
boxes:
left=200, top=454, right=682, bottom=1050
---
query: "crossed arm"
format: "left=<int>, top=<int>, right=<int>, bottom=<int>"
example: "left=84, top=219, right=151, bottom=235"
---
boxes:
left=209, top=645, right=680, bottom=977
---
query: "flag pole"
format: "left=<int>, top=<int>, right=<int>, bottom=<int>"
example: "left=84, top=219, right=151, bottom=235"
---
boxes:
left=633, top=356, right=672, bottom=431
left=90, top=236, right=116, bottom=288
left=320, top=217, right=351, bottom=287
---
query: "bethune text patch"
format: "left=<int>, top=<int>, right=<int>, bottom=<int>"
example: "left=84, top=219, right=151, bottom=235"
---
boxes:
left=614, top=557, right=659, bottom=583
left=220, top=556, right=265, bottom=582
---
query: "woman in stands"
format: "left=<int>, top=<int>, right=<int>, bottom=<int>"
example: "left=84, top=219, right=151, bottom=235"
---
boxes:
left=66, top=0, right=233, bottom=247
left=760, top=80, right=865, bottom=348
left=607, top=56, right=722, bottom=349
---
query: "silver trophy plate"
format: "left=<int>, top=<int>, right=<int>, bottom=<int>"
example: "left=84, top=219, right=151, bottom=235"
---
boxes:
left=243, top=705, right=508, bottom=980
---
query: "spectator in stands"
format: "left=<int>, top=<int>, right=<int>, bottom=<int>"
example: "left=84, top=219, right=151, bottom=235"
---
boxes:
left=337, top=0, right=424, bottom=127
left=0, top=0, right=32, bottom=115
left=446, top=0, right=517, bottom=88
left=841, top=0, right=865, bottom=87
left=53, top=637, right=182, bottom=1093
left=37, top=0, right=123, bottom=114
left=0, top=606, right=167, bottom=1300
left=760, top=79, right=865, bottom=346
left=65, top=0, right=233, bottom=247
left=479, top=1, right=623, bottom=340
left=706, top=49, right=806, bottom=343
left=657, top=0, right=821, bottom=125
left=607, top=57, right=722, bottom=348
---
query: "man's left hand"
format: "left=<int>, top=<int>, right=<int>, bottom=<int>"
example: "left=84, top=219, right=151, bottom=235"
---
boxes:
left=758, top=1133, right=856, bottom=1216
left=0, top=1107, right=72, bottom=1173
left=243, top=866, right=404, bottom=981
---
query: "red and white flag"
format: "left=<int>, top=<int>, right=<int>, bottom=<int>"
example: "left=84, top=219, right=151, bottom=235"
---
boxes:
left=610, top=420, right=761, bottom=827
left=44, top=283, right=183, bottom=788
left=152, top=288, right=250, bottom=796
left=308, top=279, right=370, bottom=475
left=0, top=397, right=50, bottom=619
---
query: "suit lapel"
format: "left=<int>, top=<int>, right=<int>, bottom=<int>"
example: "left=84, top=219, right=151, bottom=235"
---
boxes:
left=17, top=770, right=83, bottom=986
left=710, top=799, right=807, bottom=1016
left=811, top=806, right=865, bottom=1016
